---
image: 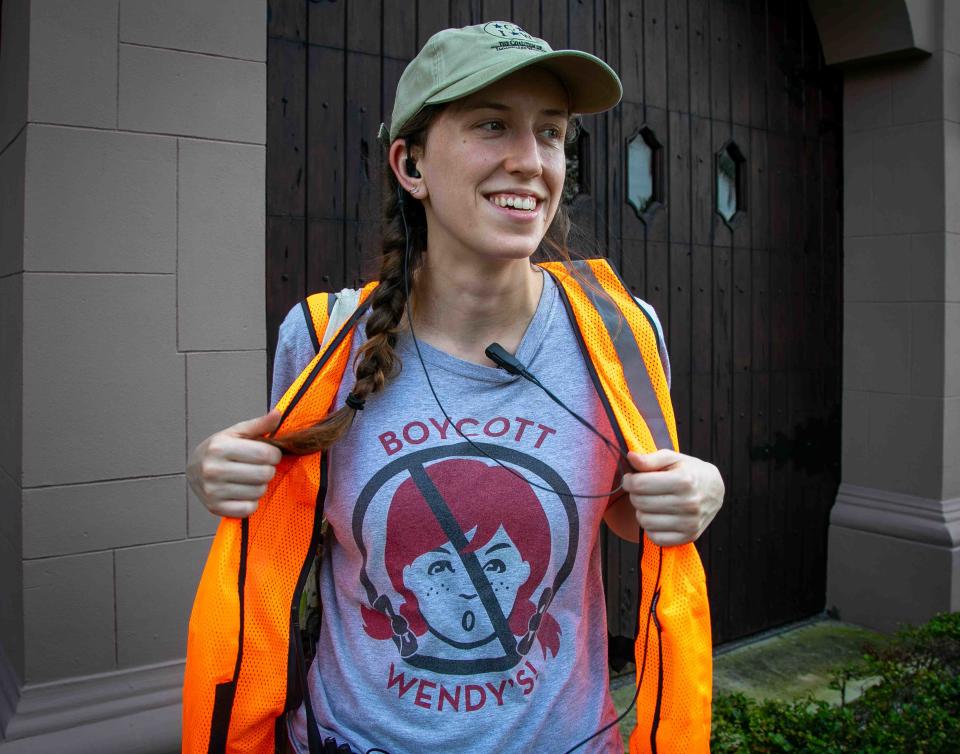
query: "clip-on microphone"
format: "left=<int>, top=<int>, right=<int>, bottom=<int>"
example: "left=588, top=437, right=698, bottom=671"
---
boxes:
left=485, top=342, right=631, bottom=469
left=484, top=342, right=532, bottom=379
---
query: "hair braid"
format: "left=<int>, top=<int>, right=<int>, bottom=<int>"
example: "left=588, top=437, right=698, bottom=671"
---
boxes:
left=264, top=110, right=436, bottom=455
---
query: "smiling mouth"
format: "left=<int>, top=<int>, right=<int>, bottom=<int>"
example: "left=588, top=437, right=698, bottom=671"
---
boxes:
left=486, top=193, right=540, bottom=212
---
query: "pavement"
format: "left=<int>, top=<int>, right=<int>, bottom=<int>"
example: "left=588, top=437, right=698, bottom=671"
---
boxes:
left=609, top=616, right=884, bottom=750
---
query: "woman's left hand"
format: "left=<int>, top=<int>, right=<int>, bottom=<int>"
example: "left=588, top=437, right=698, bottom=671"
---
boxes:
left=621, top=449, right=725, bottom=547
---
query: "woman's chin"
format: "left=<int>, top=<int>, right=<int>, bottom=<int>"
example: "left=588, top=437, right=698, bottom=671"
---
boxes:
left=470, top=238, right=544, bottom=264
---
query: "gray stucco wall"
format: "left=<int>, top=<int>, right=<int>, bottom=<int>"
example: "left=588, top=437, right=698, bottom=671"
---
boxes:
left=1, top=0, right=268, bottom=746
left=819, top=0, right=960, bottom=631
left=0, top=0, right=30, bottom=701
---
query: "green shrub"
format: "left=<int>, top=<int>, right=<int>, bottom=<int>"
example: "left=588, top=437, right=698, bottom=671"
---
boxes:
left=711, top=612, right=960, bottom=753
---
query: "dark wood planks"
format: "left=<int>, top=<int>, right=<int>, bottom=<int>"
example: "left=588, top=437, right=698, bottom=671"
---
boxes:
left=264, top=0, right=844, bottom=648
left=266, top=2, right=307, bottom=376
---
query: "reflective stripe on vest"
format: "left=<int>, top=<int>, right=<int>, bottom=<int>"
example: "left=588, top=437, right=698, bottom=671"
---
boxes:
left=182, top=263, right=711, bottom=753
left=541, top=259, right=711, bottom=754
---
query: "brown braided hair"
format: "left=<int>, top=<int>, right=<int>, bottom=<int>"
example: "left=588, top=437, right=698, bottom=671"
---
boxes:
left=267, top=108, right=586, bottom=455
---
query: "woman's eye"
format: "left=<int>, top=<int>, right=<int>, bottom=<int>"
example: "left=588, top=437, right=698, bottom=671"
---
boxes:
left=541, top=126, right=563, bottom=140
left=427, top=560, right=454, bottom=576
left=479, top=120, right=505, bottom=132
left=483, top=559, right=506, bottom=574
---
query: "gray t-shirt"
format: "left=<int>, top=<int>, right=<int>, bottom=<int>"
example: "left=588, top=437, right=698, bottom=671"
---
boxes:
left=277, top=271, right=669, bottom=754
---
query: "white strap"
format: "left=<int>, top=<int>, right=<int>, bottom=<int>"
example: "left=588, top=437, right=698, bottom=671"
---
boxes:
left=320, top=287, right=361, bottom=349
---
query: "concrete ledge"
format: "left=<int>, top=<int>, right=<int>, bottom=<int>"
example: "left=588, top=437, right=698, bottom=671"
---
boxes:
left=1, top=659, right=182, bottom=743
left=831, top=483, right=960, bottom=547
left=0, top=645, right=20, bottom=739
left=827, top=524, right=958, bottom=633
left=0, top=703, right=179, bottom=754
left=808, top=0, right=936, bottom=67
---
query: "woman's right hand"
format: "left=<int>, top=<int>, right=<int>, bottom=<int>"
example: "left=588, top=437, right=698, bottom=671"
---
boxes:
left=187, top=410, right=283, bottom=518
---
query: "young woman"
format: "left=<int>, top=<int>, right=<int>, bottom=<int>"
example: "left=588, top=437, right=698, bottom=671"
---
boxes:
left=186, top=22, right=724, bottom=754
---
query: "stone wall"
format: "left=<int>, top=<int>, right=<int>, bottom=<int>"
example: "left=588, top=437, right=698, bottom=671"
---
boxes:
left=819, top=0, right=960, bottom=631
left=0, top=1, right=268, bottom=747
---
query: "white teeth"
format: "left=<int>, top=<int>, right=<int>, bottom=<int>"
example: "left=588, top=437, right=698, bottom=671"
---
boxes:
left=491, top=195, right=537, bottom=211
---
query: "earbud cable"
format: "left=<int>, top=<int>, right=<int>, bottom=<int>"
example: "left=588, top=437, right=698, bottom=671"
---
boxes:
left=346, top=190, right=643, bottom=754
left=398, top=194, right=629, bottom=500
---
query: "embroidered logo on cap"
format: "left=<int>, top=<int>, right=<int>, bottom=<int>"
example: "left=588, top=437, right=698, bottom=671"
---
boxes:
left=483, top=21, right=545, bottom=52
left=483, top=22, right=533, bottom=40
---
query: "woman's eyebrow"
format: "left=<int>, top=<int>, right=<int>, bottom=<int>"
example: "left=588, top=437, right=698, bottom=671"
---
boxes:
left=463, top=101, right=510, bottom=113
left=463, top=102, right=568, bottom=118
left=484, top=542, right=512, bottom=554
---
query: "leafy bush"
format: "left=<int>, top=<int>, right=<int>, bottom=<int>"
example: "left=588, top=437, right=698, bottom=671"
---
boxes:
left=711, top=612, right=960, bottom=753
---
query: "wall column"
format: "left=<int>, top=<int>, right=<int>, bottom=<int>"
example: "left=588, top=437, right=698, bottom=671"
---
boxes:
left=0, top=0, right=29, bottom=736
left=0, top=1, right=267, bottom=749
left=819, top=0, right=960, bottom=632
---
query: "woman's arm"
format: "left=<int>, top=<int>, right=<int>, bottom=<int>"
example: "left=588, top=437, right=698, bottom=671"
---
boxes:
left=602, top=299, right=724, bottom=545
left=270, top=303, right=322, bottom=407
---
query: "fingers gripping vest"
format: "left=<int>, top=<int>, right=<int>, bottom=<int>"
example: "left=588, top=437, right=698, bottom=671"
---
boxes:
left=182, top=260, right=711, bottom=754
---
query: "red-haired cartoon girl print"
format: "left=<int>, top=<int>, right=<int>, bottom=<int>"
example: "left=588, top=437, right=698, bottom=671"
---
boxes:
left=353, top=444, right=579, bottom=676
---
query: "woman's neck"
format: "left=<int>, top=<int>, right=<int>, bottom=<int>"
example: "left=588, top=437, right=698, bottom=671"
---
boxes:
left=410, top=253, right=544, bottom=366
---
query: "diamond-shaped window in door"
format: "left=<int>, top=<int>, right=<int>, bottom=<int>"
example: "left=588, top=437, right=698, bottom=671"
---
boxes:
left=716, top=141, right=746, bottom=226
left=626, top=126, right=663, bottom=222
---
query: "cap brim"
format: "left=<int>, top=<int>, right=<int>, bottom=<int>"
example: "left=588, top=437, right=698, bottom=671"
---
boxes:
left=424, top=50, right=622, bottom=115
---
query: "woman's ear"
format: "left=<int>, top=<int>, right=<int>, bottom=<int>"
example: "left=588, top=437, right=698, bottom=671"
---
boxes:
left=388, top=139, right=426, bottom=198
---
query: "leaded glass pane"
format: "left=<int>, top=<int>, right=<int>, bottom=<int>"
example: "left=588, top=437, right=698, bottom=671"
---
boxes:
left=717, top=148, right=738, bottom=222
left=627, top=137, right=654, bottom=213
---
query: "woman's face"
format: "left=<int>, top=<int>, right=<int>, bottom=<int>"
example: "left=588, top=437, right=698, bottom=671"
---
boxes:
left=402, top=524, right=531, bottom=646
left=414, top=67, right=570, bottom=265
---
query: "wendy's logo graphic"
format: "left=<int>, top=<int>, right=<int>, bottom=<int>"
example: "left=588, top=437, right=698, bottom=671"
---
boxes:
left=353, top=443, right=578, bottom=675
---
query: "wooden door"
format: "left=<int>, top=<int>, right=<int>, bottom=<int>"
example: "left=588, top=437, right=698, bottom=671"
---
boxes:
left=598, top=0, right=843, bottom=649
left=266, top=0, right=843, bottom=648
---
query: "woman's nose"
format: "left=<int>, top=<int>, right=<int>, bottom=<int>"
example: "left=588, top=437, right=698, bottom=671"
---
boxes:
left=503, top=130, right=543, bottom=177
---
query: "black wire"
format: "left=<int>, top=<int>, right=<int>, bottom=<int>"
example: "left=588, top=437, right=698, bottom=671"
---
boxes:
left=345, top=190, right=643, bottom=754
left=398, top=193, right=629, bottom=500
left=561, top=678, right=642, bottom=754
left=523, top=370, right=631, bottom=467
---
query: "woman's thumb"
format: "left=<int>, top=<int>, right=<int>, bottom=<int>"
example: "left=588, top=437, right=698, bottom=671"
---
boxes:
left=227, top=409, right=282, bottom=438
left=626, top=448, right=679, bottom=472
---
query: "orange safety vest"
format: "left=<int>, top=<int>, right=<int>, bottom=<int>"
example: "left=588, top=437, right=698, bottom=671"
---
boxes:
left=182, top=258, right=712, bottom=754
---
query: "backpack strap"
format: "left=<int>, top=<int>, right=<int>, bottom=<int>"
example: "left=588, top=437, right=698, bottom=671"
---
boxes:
left=303, top=288, right=363, bottom=356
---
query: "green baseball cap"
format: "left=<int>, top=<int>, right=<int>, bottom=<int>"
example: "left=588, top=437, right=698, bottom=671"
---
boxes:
left=382, top=21, right=623, bottom=143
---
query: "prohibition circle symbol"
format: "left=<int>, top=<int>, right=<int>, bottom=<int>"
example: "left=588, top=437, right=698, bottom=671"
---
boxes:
left=353, top=442, right=578, bottom=675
